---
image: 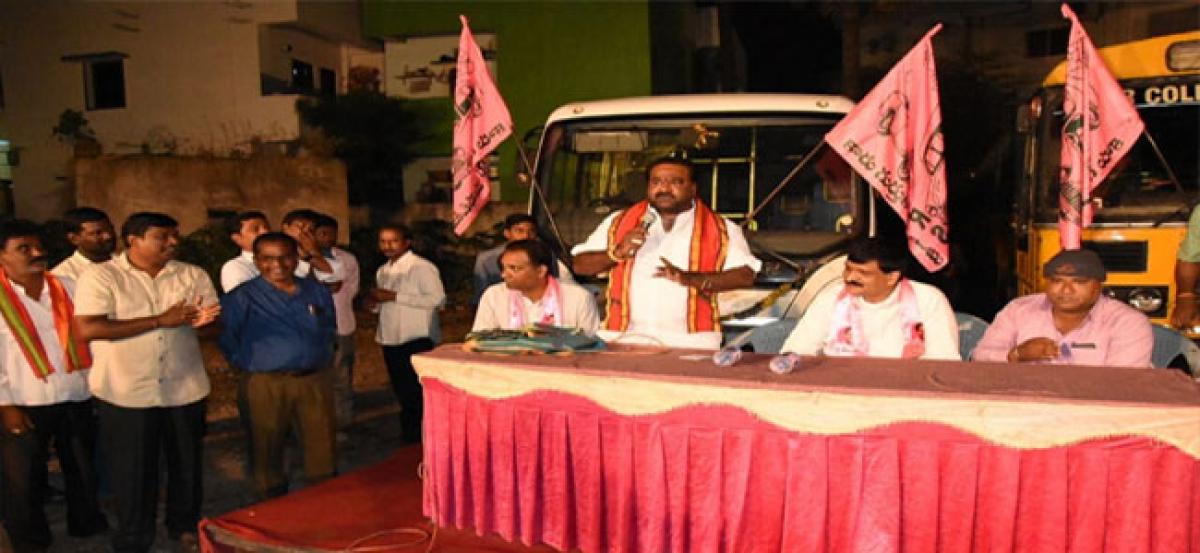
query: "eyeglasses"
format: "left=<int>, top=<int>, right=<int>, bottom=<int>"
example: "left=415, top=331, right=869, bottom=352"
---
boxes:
left=649, top=177, right=687, bottom=186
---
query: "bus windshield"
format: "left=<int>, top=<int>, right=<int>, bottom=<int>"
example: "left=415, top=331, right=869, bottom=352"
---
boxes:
left=1034, top=83, right=1199, bottom=223
left=535, top=115, right=860, bottom=260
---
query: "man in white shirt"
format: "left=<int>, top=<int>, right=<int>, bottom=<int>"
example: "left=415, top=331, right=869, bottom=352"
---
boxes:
left=367, top=224, right=444, bottom=444
left=74, top=212, right=221, bottom=553
left=0, top=220, right=107, bottom=550
left=572, top=157, right=762, bottom=350
left=52, top=206, right=116, bottom=282
left=314, top=214, right=359, bottom=434
left=282, top=209, right=344, bottom=286
left=220, top=211, right=271, bottom=293
left=780, top=237, right=960, bottom=360
left=473, top=239, right=599, bottom=333
left=221, top=210, right=343, bottom=293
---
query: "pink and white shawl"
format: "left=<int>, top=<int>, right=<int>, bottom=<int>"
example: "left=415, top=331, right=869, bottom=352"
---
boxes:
left=508, top=276, right=565, bottom=328
left=824, top=279, right=926, bottom=359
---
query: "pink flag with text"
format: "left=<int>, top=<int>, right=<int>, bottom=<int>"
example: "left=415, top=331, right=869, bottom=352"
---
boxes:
left=825, top=25, right=949, bottom=272
left=452, top=15, right=513, bottom=236
left=1057, top=3, right=1144, bottom=249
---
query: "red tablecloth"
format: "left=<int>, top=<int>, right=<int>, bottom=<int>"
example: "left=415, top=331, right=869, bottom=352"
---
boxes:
left=415, top=346, right=1200, bottom=553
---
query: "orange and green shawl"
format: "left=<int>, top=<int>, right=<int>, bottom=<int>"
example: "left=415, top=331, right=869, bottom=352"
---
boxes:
left=604, top=200, right=729, bottom=333
left=0, top=269, right=91, bottom=380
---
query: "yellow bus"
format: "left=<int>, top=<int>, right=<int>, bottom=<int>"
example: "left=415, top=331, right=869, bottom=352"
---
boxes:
left=1014, top=30, right=1199, bottom=328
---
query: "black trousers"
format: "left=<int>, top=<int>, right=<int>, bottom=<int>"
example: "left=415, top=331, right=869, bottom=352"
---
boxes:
left=0, top=400, right=106, bottom=551
left=98, top=399, right=205, bottom=553
left=382, top=338, right=434, bottom=442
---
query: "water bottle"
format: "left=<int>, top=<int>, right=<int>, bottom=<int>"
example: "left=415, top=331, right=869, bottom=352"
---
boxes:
left=712, top=345, right=743, bottom=367
left=769, top=353, right=802, bottom=375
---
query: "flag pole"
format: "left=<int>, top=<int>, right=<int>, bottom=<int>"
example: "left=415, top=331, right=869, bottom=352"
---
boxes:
left=514, top=142, right=571, bottom=259
left=740, top=140, right=827, bottom=228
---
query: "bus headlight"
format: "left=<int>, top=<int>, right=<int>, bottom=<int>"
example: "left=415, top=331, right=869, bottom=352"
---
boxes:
left=1127, top=287, right=1163, bottom=313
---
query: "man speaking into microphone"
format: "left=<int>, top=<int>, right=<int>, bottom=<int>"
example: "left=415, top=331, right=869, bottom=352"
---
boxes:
left=573, top=156, right=761, bottom=349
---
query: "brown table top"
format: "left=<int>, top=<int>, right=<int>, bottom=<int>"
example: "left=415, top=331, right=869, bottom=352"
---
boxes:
left=421, top=344, right=1200, bottom=408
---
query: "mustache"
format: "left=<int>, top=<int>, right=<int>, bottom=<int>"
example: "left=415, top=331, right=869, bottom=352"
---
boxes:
left=845, top=280, right=863, bottom=288
left=30, top=256, right=49, bottom=265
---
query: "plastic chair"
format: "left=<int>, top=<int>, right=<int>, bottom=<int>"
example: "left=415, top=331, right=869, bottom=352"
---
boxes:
left=1151, top=324, right=1200, bottom=376
left=746, top=318, right=800, bottom=355
left=955, top=312, right=990, bottom=361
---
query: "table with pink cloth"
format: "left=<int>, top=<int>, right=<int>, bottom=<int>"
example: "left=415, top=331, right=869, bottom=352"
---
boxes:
left=414, top=345, right=1200, bottom=553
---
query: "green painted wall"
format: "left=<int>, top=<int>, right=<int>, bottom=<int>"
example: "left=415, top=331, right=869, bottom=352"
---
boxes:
left=363, top=1, right=653, bottom=202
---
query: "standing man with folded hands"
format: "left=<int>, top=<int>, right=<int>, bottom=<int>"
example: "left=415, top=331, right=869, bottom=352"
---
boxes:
left=74, top=212, right=220, bottom=553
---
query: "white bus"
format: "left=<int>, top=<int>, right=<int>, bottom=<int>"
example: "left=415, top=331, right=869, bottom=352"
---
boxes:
left=527, top=94, right=867, bottom=336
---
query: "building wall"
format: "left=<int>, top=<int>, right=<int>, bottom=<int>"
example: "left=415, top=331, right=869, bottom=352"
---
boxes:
left=363, top=1, right=653, bottom=203
left=0, top=1, right=371, bottom=222
left=858, top=2, right=1198, bottom=97
left=75, top=155, right=349, bottom=243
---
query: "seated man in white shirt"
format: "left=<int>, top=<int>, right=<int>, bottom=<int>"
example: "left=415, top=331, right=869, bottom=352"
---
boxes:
left=473, top=239, right=599, bottom=334
left=572, top=157, right=762, bottom=350
left=472, top=214, right=575, bottom=306
left=780, top=237, right=960, bottom=360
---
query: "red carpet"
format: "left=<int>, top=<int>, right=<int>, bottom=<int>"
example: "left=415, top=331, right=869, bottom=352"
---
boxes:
left=199, top=445, right=557, bottom=552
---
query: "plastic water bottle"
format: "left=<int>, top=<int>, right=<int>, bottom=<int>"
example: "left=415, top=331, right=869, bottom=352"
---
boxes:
left=769, top=353, right=803, bottom=375
left=712, top=345, right=743, bottom=367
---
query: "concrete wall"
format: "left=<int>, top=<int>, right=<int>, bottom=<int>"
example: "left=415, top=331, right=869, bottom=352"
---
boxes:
left=0, top=1, right=374, bottom=222
left=74, top=155, right=349, bottom=243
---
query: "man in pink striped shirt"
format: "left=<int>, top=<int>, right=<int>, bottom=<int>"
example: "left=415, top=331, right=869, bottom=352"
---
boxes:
left=973, top=249, right=1152, bottom=368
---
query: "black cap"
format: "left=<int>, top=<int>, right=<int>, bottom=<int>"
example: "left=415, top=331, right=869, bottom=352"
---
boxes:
left=1043, top=249, right=1106, bottom=281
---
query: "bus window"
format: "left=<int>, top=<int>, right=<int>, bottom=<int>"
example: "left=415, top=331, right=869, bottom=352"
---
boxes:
left=1034, top=88, right=1198, bottom=223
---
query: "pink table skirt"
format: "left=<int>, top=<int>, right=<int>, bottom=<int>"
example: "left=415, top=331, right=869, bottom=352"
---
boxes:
left=422, top=378, right=1200, bottom=553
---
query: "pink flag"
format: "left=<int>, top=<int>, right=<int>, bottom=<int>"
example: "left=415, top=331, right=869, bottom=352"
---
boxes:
left=1057, top=3, right=1144, bottom=249
left=825, top=25, right=949, bottom=272
left=452, top=15, right=513, bottom=236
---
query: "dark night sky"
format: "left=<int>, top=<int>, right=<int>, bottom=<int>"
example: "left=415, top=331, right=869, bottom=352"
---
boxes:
left=728, top=2, right=843, bottom=93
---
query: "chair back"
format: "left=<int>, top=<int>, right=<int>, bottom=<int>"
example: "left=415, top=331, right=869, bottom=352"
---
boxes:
left=747, top=318, right=800, bottom=355
left=955, top=312, right=990, bottom=361
left=1151, top=324, right=1200, bottom=375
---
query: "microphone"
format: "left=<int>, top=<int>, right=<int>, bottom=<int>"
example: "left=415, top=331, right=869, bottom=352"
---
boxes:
left=638, top=211, right=657, bottom=232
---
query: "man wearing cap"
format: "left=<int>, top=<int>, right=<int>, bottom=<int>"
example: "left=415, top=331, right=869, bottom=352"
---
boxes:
left=973, top=249, right=1153, bottom=367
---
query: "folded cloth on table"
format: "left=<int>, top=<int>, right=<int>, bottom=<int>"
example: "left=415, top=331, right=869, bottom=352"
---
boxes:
left=464, top=324, right=605, bottom=355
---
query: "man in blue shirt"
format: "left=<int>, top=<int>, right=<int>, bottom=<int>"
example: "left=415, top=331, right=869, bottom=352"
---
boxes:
left=219, top=232, right=337, bottom=499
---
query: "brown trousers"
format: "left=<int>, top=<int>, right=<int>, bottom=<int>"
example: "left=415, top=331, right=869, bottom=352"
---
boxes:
left=243, top=370, right=336, bottom=498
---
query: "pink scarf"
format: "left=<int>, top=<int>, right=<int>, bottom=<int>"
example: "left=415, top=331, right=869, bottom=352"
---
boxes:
left=508, top=276, right=565, bottom=328
left=824, top=279, right=926, bottom=359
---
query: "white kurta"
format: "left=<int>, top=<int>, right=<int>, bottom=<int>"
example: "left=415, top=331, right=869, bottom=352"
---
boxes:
left=780, top=279, right=960, bottom=360
left=472, top=280, right=600, bottom=334
left=572, top=204, right=762, bottom=350
left=0, top=277, right=92, bottom=406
